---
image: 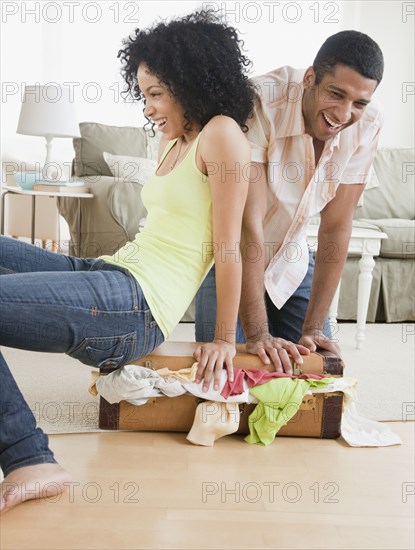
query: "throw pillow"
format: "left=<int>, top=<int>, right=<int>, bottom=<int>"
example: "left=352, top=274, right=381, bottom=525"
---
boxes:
left=354, top=147, right=415, bottom=220
left=103, top=152, right=157, bottom=184
left=72, top=122, right=150, bottom=177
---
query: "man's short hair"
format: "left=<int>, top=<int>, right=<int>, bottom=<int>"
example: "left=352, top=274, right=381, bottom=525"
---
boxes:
left=313, top=30, right=384, bottom=85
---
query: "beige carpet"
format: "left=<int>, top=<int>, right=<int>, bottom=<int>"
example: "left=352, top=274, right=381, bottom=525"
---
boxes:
left=2, top=322, right=414, bottom=434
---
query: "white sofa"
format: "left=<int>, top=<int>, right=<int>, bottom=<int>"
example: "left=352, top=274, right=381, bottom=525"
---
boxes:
left=337, top=147, right=415, bottom=322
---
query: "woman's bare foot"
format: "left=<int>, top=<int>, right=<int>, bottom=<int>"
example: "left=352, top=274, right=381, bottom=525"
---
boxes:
left=0, top=463, right=72, bottom=514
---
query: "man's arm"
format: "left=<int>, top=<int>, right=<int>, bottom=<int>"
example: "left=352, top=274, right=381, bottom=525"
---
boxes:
left=239, top=162, right=268, bottom=339
left=239, top=163, right=310, bottom=372
left=300, top=182, right=366, bottom=354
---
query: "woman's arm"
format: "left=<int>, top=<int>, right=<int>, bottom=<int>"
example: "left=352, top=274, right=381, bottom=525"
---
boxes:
left=194, top=115, right=251, bottom=391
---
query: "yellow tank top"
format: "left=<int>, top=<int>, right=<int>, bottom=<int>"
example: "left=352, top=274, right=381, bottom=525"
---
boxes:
left=100, top=134, right=213, bottom=338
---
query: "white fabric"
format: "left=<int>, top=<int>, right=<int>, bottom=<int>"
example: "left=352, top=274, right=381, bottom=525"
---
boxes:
left=92, top=365, right=256, bottom=405
left=94, top=364, right=186, bottom=405
left=182, top=371, right=258, bottom=404
left=103, top=152, right=156, bottom=184
left=311, top=378, right=402, bottom=447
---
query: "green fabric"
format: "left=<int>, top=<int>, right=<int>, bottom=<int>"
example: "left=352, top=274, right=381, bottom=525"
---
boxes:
left=245, top=378, right=335, bottom=446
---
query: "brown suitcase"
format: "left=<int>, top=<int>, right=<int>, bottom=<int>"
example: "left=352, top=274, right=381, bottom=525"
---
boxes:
left=98, top=342, right=344, bottom=439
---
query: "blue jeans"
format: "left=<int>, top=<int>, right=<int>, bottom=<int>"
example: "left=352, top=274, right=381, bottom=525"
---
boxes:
left=0, top=236, right=164, bottom=476
left=195, top=250, right=331, bottom=343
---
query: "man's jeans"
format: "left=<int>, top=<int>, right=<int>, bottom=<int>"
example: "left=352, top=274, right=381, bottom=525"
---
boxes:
left=0, top=236, right=164, bottom=476
left=195, top=250, right=331, bottom=343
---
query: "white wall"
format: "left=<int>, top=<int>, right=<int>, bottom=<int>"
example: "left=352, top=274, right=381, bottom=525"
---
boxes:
left=349, top=0, right=414, bottom=148
left=1, top=0, right=414, bottom=168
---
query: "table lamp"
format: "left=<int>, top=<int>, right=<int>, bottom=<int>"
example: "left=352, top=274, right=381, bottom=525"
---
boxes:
left=17, top=84, right=80, bottom=178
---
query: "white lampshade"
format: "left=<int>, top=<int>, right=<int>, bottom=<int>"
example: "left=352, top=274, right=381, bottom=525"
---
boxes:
left=17, top=84, right=80, bottom=175
left=17, top=84, right=80, bottom=138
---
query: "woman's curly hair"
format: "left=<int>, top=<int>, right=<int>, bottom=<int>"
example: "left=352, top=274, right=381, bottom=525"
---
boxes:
left=118, top=10, right=255, bottom=132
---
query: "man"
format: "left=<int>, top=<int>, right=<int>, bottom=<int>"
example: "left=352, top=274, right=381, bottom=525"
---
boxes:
left=195, top=30, right=384, bottom=373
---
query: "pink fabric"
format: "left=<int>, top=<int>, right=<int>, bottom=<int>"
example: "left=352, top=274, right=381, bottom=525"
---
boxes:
left=221, top=367, right=326, bottom=399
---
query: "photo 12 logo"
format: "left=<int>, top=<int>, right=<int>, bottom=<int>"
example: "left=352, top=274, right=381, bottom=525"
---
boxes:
left=2, top=81, right=134, bottom=105
left=201, top=1, right=341, bottom=24
left=1, top=1, right=141, bottom=24
left=1, top=481, right=140, bottom=504
left=202, top=480, right=340, bottom=504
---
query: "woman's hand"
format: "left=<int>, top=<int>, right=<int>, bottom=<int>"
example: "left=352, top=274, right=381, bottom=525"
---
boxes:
left=193, top=340, right=235, bottom=392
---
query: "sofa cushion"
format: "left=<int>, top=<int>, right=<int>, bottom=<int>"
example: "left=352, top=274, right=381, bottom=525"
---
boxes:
left=361, top=218, right=415, bottom=258
left=351, top=219, right=383, bottom=232
left=103, top=152, right=157, bottom=184
left=73, top=122, right=149, bottom=177
left=58, top=176, right=131, bottom=257
left=110, top=180, right=147, bottom=242
left=354, top=147, right=415, bottom=221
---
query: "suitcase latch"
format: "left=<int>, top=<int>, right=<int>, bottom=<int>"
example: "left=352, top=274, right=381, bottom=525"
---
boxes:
left=301, top=395, right=316, bottom=410
left=292, top=362, right=302, bottom=375
left=144, top=360, right=154, bottom=370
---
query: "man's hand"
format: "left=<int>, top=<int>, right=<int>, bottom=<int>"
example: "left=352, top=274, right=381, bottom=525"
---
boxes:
left=246, top=335, right=310, bottom=374
left=193, top=340, right=235, bottom=392
left=299, top=330, right=341, bottom=356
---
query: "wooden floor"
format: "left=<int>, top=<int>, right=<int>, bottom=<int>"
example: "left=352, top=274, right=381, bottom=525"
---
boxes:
left=1, top=422, right=414, bottom=550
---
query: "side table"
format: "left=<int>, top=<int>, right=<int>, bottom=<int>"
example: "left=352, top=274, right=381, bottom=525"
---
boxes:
left=1, top=185, right=93, bottom=257
left=306, top=224, right=388, bottom=349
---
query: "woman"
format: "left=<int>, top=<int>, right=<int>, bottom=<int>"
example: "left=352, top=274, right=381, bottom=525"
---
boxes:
left=0, top=10, right=254, bottom=513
